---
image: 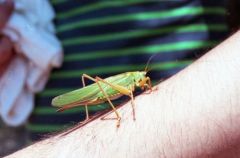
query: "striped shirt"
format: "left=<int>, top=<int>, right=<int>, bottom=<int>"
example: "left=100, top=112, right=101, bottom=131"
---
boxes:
left=28, top=0, right=229, bottom=140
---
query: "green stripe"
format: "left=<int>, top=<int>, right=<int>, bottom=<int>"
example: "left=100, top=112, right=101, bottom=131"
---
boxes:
left=38, top=79, right=157, bottom=97
left=51, top=60, right=192, bottom=79
left=36, top=79, right=160, bottom=115
left=56, top=0, right=151, bottom=19
left=57, top=7, right=225, bottom=32
left=51, top=0, right=67, bottom=5
left=33, top=104, right=110, bottom=115
left=37, top=88, right=73, bottom=97
left=26, top=124, right=69, bottom=132
left=64, top=40, right=216, bottom=62
left=62, top=24, right=227, bottom=46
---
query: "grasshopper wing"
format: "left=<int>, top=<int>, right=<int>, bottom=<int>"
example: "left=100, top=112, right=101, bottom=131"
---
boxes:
left=52, top=83, right=101, bottom=107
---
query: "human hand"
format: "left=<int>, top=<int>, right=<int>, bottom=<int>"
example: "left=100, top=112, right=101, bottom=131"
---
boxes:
left=0, top=0, right=14, bottom=76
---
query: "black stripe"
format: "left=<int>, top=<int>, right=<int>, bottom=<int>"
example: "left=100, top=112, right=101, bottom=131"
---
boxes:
left=52, top=0, right=97, bottom=12
left=54, top=1, right=195, bottom=26
left=57, top=47, right=206, bottom=71
left=62, top=31, right=223, bottom=54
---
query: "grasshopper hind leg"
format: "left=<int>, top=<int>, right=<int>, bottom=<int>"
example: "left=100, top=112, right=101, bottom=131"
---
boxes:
left=82, top=74, right=121, bottom=127
left=84, top=105, right=89, bottom=121
left=130, top=91, right=136, bottom=120
left=81, top=75, right=90, bottom=122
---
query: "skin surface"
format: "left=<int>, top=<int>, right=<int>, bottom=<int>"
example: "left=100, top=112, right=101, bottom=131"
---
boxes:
left=5, top=30, right=240, bottom=158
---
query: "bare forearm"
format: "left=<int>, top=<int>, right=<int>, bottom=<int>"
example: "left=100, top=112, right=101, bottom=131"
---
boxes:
left=6, top=31, right=240, bottom=158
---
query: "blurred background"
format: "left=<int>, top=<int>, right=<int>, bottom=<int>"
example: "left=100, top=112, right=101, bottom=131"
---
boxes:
left=1, top=0, right=240, bottom=157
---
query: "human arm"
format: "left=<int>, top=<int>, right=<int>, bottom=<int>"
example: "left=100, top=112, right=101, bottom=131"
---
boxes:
left=6, top=30, right=240, bottom=158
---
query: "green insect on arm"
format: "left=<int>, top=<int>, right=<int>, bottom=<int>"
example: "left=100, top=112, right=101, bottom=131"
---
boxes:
left=52, top=71, right=150, bottom=127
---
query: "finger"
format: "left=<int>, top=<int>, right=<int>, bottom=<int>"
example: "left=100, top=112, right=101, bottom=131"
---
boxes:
left=0, top=36, right=14, bottom=63
left=0, top=0, right=14, bottom=30
left=0, top=36, right=14, bottom=76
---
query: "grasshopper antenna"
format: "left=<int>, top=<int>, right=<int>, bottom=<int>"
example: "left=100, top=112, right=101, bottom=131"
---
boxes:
left=144, top=54, right=158, bottom=73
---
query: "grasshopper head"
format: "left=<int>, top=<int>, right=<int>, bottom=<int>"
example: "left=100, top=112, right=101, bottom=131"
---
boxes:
left=132, top=71, right=151, bottom=90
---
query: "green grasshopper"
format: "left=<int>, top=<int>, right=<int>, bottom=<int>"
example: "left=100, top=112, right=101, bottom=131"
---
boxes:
left=52, top=60, right=154, bottom=127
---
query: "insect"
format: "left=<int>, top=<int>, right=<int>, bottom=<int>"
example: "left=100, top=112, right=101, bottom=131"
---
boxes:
left=52, top=58, right=154, bottom=127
